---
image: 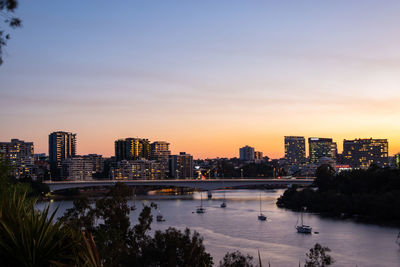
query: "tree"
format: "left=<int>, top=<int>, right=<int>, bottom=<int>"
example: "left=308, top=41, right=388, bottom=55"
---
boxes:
left=219, top=250, right=255, bottom=267
left=305, top=243, right=334, bottom=267
left=137, top=227, right=213, bottom=267
left=0, top=189, right=100, bottom=267
left=314, top=164, right=335, bottom=192
left=0, top=0, right=22, bottom=65
left=62, top=183, right=214, bottom=267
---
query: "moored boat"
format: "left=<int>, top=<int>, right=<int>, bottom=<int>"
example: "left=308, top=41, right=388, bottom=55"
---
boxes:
left=296, top=207, right=312, bottom=234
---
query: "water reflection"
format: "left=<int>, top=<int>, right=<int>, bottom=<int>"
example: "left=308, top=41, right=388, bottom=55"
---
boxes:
left=36, top=189, right=400, bottom=266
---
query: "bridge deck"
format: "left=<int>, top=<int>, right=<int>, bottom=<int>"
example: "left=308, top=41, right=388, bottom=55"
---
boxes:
left=44, top=178, right=314, bottom=191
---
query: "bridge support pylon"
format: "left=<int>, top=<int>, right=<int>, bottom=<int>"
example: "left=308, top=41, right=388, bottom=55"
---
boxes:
left=207, top=190, right=212, bottom=199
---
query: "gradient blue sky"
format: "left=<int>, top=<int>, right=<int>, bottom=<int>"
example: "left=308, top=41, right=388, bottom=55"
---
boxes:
left=1, top=0, right=400, bottom=158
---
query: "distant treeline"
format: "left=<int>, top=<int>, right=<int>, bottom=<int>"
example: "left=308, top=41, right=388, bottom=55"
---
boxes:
left=277, top=165, right=400, bottom=225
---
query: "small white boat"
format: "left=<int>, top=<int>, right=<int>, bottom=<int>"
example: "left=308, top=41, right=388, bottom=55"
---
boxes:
left=296, top=207, right=312, bottom=234
left=258, top=193, right=267, bottom=221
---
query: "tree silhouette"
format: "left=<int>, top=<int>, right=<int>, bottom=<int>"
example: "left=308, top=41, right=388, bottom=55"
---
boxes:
left=0, top=0, right=21, bottom=65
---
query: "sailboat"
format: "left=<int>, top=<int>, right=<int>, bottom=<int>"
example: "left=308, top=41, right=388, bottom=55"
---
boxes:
left=196, top=192, right=206, bottom=213
left=220, top=190, right=227, bottom=208
left=156, top=210, right=165, bottom=222
left=258, top=193, right=267, bottom=221
left=296, top=207, right=312, bottom=234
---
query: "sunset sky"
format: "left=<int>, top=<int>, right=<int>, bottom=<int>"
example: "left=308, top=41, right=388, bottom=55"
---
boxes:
left=1, top=0, right=400, bottom=159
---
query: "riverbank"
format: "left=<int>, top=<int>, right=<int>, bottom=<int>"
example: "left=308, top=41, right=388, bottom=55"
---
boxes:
left=276, top=166, right=400, bottom=227
left=38, top=189, right=400, bottom=267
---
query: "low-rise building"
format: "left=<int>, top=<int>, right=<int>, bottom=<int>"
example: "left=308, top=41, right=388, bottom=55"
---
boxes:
left=61, top=156, right=94, bottom=181
left=0, top=139, right=36, bottom=179
left=111, top=159, right=165, bottom=180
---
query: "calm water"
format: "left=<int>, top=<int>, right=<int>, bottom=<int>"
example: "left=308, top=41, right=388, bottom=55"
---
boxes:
left=37, top=190, right=400, bottom=266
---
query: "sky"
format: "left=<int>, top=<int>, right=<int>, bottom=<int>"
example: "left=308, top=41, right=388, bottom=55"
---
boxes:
left=1, top=0, right=400, bottom=159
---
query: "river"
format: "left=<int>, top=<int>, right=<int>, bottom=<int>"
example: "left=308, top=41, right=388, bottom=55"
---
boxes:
left=36, top=189, right=400, bottom=266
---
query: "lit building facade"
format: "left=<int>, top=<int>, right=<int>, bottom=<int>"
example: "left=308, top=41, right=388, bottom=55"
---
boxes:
left=308, top=137, right=336, bottom=163
left=284, top=136, right=306, bottom=165
left=151, top=141, right=171, bottom=176
left=169, top=152, right=193, bottom=179
left=111, top=159, right=165, bottom=180
left=0, top=139, right=35, bottom=178
left=150, top=141, right=170, bottom=162
left=239, top=146, right=255, bottom=161
left=49, top=131, right=76, bottom=178
left=115, top=138, right=150, bottom=161
left=393, top=154, right=400, bottom=169
left=342, top=138, right=389, bottom=168
left=61, top=156, right=93, bottom=181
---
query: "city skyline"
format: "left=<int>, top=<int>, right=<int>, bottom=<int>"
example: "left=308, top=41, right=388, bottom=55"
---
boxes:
left=2, top=1, right=400, bottom=158
left=0, top=132, right=396, bottom=160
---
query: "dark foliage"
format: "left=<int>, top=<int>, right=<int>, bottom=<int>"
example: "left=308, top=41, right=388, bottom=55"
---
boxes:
left=62, top=183, right=213, bottom=267
left=305, top=243, right=334, bottom=267
left=219, top=250, right=255, bottom=267
left=277, top=165, right=400, bottom=225
left=0, top=0, right=21, bottom=65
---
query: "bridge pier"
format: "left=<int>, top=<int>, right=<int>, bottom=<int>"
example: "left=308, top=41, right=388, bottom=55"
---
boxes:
left=207, top=190, right=212, bottom=199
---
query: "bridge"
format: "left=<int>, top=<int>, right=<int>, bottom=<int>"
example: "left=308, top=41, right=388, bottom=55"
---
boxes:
left=44, top=178, right=314, bottom=193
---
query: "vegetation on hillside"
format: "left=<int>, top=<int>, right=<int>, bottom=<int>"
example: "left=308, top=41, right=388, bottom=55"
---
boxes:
left=277, top=164, right=400, bottom=225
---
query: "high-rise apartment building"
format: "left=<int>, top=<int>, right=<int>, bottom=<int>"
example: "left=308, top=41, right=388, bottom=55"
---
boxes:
left=284, top=136, right=306, bottom=165
left=239, top=146, right=255, bottom=161
left=308, top=137, right=335, bottom=163
left=151, top=141, right=170, bottom=175
left=169, top=152, right=193, bottom=179
left=49, top=131, right=76, bottom=178
left=342, top=138, right=388, bottom=168
left=150, top=141, right=170, bottom=162
left=115, top=138, right=150, bottom=161
left=0, top=139, right=35, bottom=178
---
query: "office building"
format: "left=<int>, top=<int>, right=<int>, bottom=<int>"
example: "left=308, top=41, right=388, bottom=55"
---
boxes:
left=308, top=137, right=335, bottom=163
left=0, top=139, right=35, bottom=178
left=170, top=152, right=193, bottom=179
left=115, top=138, right=150, bottom=161
left=61, top=156, right=93, bottom=181
left=342, top=138, right=389, bottom=168
left=49, top=131, right=76, bottom=178
left=284, top=136, right=306, bottom=165
left=111, top=159, right=165, bottom=180
left=239, top=145, right=255, bottom=161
